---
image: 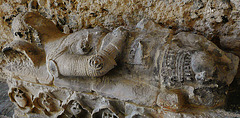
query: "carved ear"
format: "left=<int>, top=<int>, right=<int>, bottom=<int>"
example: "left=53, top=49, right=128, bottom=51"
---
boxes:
left=47, top=60, right=59, bottom=78
left=2, top=40, right=44, bottom=66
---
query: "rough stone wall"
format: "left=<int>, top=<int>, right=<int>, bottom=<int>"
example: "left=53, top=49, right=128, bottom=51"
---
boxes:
left=0, top=0, right=239, bottom=39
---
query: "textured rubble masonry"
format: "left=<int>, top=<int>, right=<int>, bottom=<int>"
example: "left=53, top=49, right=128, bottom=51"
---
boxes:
left=1, top=0, right=240, bottom=118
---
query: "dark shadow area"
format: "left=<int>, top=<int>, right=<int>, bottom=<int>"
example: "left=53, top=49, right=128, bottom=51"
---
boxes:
left=225, top=77, right=240, bottom=113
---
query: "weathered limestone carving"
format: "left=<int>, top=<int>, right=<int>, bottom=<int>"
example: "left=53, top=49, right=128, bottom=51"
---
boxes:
left=2, top=12, right=240, bottom=117
left=92, top=108, right=118, bottom=118
left=33, top=91, right=64, bottom=116
left=2, top=12, right=128, bottom=85
left=60, top=92, right=91, bottom=118
left=64, top=100, right=86, bottom=117
left=48, top=26, right=127, bottom=77
left=159, top=32, right=239, bottom=107
left=8, top=86, right=33, bottom=113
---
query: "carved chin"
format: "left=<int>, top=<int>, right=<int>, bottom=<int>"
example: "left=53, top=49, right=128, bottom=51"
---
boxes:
left=15, top=97, right=27, bottom=108
left=70, top=108, right=81, bottom=115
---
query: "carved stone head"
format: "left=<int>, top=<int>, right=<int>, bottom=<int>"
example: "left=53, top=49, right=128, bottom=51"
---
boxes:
left=9, top=87, right=33, bottom=112
left=66, top=100, right=82, bottom=116
left=11, top=12, right=41, bottom=46
left=33, top=92, right=63, bottom=116
left=92, top=108, right=118, bottom=118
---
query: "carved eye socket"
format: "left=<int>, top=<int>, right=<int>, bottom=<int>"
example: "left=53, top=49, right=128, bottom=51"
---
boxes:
left=14, top=88, right=18, bottom=92
left=89, top=55, right=104, bottom=70
left=19, top=90, right=23, bottom=93
left=15, top=32, right=24, bottom=38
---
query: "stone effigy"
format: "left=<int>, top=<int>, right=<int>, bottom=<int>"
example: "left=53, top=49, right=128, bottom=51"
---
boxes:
left=1, top=12, right=239, bottom=117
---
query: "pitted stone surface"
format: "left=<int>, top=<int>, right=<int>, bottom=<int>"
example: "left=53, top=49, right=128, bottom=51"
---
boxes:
left=1, top=1, right=240, bottom=118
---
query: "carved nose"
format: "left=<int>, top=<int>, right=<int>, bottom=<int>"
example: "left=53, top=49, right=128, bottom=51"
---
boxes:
left=195, top=71, right=207, bottom=81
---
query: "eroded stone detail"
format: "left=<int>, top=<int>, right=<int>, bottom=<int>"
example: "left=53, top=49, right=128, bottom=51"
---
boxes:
left=33, top=92, right=63, bottom=116
left=8, top=86, right=33, bottom=113
left=92, top=108, right=118, bottom=118
left=1, top=12, right=240, bottom=117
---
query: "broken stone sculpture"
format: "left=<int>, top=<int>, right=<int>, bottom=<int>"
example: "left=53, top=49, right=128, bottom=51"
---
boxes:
left=60, top=92, right=91, bottom=118
left=1, top=12, right=239, bottom=117
left=3, top=12, right=128, bottom=85
left=92, top=108, right=118, bottom=118
left=8, top=86, right=33, bottom=113
left=64, top=100, right=85, bottom=117
left=33, top=91, right=63, bottom=117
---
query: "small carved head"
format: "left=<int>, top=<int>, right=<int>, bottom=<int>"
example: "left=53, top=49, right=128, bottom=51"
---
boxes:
left=60, top=100, right=90, bottom=118
left=13, top=88, right=27, bottom=108
left=12, top=13, right=41, bottom=47
left=92, top=108, right=118, bottom=118
left=33, top=92, right=63, bottom=116
left=9, top=87, right=33, bottom=112
left=67, top=100, right=82, bottom=116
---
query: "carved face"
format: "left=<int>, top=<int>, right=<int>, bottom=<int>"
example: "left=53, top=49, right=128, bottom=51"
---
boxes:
left=41, top=94, right=56, bottom=112
left=101, top=109, right=116, bottom=118
left=67, top=101, right=82, bottom=115
left=13, top=88, right=27, bottom=108
left=191, top=51, right=215, bottom=82
left=12, top=13, right=41, bottom=47
left=69, top=32, right=92, bottom=55
left=35, top=93, right=61, bottom=113
left=93, top=108, right=118, bottom=118
left=12, top=14, right=27, bottom=41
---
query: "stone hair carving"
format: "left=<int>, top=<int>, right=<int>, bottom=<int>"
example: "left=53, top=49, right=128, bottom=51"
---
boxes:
left=8, top=87, right=33, bottom=113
